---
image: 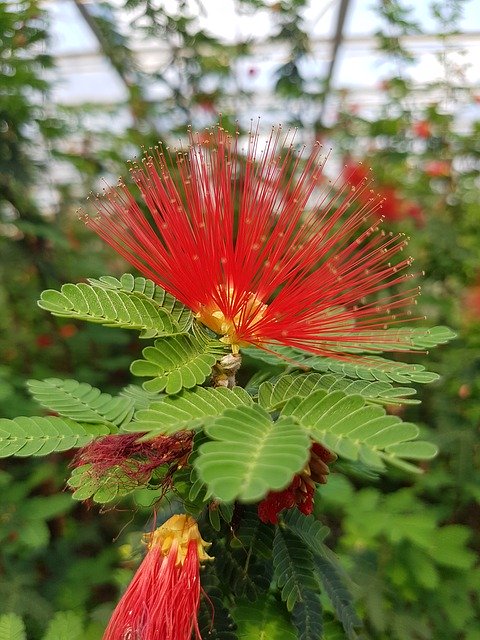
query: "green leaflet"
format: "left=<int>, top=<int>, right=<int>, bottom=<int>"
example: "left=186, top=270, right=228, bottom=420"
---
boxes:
left=87, top=273, right=193, bottom=332
left=234, top=598, right=296, bottom=639
left=0, top=416, right=108, bottom=458
left=42, top=611, right=84, bottom=640
left=125, top=386, right=253, bottom=436
left=0, top=613, right=26, bottom=640
left=27, top=378, right=134, bottom=429
left=38, top=282, right=182, bottom=338
left=273, top=528, right=319, bottom=612
left=258, top=373, right=419, bottom=410
left=130, top=330, right=226, bottom=394
left=195, top=405, right=311, bottom=502
left=281, top=389, right=438, bottom=472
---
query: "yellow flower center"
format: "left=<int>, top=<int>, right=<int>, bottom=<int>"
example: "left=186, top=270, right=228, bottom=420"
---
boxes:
left=144, top=514, right=212, bottom=565
left=196, top=288, right=268, bottom=353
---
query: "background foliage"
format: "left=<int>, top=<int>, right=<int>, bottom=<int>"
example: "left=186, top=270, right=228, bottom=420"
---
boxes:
left=0, top=0, right=478, bottom=638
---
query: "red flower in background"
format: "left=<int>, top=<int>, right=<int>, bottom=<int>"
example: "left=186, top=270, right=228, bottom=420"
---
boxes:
left=464, top=283, right=480, bottom=320
left=87, top=125, right=419, bottom=358
left=344, top=160, right=424, bottom=226
left=424, top=160, right=451, bottom=178
left=103, top=515, right=211, bottom=640
left=413, top=120, right=431, bottom=139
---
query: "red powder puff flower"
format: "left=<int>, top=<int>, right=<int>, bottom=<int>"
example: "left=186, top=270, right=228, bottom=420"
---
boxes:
left=103, top=514, right=212, bottom=640
left=87, top=124, right=419, bottom=358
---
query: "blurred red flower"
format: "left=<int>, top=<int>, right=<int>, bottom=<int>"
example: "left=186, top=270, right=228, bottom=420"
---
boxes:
left=413, top=120, right=431, bottom=138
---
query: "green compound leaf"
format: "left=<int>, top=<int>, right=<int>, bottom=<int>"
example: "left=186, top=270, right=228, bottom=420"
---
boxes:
left=313, top=556, right=362, bottom=640
left=67, top=464, right=138, bottom=504
left=38, top=282, right=181, bottom=338
left=282, top=510, right=330, bottom=553
left=350, top=325, right=457, bottom=352
left=42, top=611, right=84, bottom=640
left=291, top=589, right=325, bottom=640
left=281, top=389, right=438, bottom=473
left=119, top=384, right=162, bottom=410
left=130, top=330, right=226, bottom=394
left=87, top=273, right=193, bottom=332
left=273, top=528, right=319, bottom=612
left=125, top=386, right=253, bottom=436
left=0, top=614, right=26, bottom=640
left=259, top=373, right=419, bottom=410
left=230, top=505, right=275, bottom=558
left=243, top=346, right=441, bottom=384
left=282, top=512, right=361, bottom=639
left=234, top=598, right=296, bottom=639
left=27, top=378, right=134, bottom=428
left=195, top=405, right=311, bottom=502
left=0, top=416, right=108, bottom=458
left=212, top=540, right=271, bottom=601
left=198, top=568, right=238, bottom=640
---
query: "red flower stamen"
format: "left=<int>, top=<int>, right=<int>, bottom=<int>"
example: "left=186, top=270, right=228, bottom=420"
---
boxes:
left=103, top=514, right=212, bottom=640
left=73, top=432, right=193, bottom=487
left=87, top=123, right=419, bottom=357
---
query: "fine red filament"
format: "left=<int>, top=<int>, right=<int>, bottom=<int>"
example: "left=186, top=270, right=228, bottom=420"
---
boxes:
left=103, top=540, right=202, bottom=640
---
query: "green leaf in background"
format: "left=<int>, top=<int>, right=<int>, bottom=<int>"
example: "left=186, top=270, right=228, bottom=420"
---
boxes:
left=0, top=614, right=26, bottom=640
left=27, top=378, right=134, bottom=428
left=282, top=389, right=437, bottom=472
left=38, top=282, right=180, bottom=338
left=234, top=598, right=296, bottom=640
left=196, top=405, right=311, bottom=502
left=87, top=273, right=193, bottom=332
left=125, top=386, right=253, bottom=435
left=130, top=329, right=226, bottom=393
left=0, top=416, right=108, bottom=458
left=42, top=611, right=84, bottom=640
